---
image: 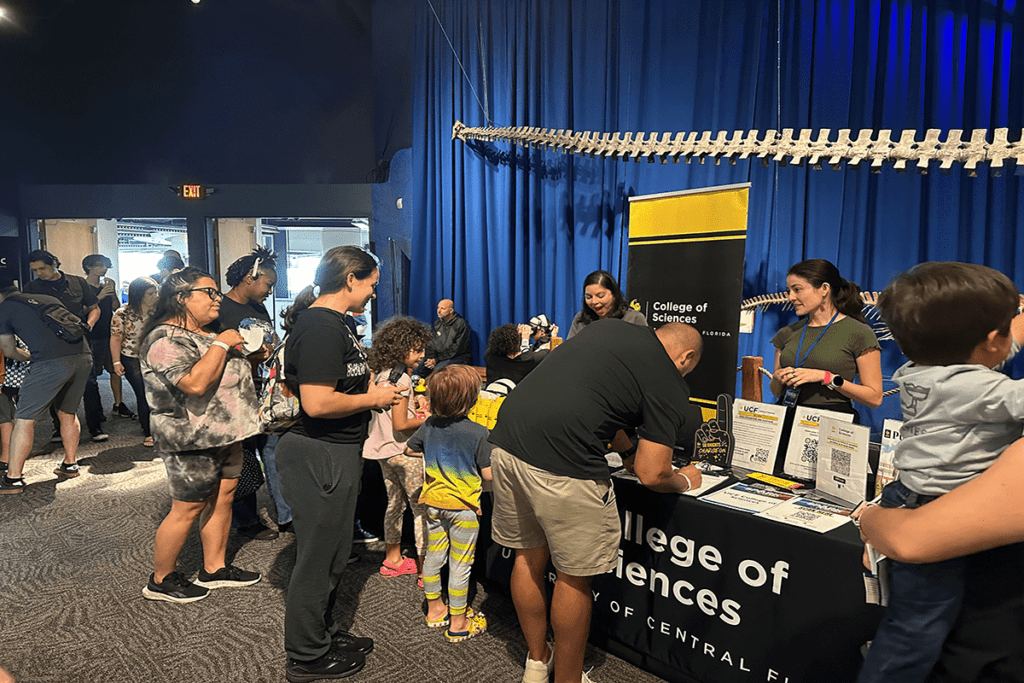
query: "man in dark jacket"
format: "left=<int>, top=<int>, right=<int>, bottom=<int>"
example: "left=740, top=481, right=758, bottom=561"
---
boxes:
left=419, top=299, right=471, bottom=374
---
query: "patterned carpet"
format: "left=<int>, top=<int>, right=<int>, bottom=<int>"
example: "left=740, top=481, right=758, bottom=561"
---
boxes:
left=0, top=385, right=666, bottom=683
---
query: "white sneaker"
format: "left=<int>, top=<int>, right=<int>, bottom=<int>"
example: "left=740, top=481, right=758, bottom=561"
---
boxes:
left=522, top=642, right=555, bottom=683
left=581, top=669, right=595, bottom=683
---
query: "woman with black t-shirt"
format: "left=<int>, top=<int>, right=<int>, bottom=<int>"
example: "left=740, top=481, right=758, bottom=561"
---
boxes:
left=276, top=246, right=405, bottom=682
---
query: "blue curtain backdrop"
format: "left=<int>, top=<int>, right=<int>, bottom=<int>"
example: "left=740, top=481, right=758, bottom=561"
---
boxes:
left=411, top=0, right=1024, bottom=433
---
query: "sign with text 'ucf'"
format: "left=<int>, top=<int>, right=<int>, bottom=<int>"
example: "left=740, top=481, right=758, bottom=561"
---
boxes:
left=627, top=183, right=748, bottom=406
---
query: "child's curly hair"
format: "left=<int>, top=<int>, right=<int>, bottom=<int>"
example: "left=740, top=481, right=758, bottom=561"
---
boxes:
left=367, top=316, right=433, bottom=373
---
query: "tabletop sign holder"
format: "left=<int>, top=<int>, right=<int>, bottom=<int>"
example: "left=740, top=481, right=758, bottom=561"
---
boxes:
left=693, top=394, right=735, bottom=469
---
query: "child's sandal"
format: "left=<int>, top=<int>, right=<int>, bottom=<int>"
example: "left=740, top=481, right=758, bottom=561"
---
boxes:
left=425, top=613, right=449, bottom=629
left=444, top=611, right=487, bottom=643
left=380, top=557, right=418, bottom=577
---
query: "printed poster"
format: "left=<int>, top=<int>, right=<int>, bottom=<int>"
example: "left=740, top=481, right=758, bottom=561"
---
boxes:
left=875, top=419, right=902, bottom=498
left=816, top=418, right=871, bottom=508
left=781, top=407, right=856, bottom=481
left=730, top=400, right=787, bottom=474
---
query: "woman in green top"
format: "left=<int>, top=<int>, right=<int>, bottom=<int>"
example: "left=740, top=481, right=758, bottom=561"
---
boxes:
left=770, top=259, right=883, bottom=418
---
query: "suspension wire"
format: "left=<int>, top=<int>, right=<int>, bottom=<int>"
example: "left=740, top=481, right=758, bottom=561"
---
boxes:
left=425, top=0, right=493, bottom=126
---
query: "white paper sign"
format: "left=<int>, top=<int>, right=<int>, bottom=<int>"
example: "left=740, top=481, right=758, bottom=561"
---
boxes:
left=781, top=407, right=856, bottom=481
left=815, top=418, right=871, bottom=508
left=757, top=496, right=852, bottom=533
left=701, top=481, right=794, bottom=514
left=875, top=419, right=903, bottom=498
left=731, top=400, right=788, bottom=474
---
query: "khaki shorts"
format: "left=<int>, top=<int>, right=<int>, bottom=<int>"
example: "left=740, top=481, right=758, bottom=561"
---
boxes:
left=491, top=446, right=620, bottom=576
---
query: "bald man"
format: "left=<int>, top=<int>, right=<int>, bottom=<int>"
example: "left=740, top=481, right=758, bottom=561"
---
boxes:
left=488, top=319, right=703, bottom=683
left=420, top=298, right=472, bottom=374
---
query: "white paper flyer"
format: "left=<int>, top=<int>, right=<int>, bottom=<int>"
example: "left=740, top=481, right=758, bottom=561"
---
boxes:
left=757, top=496, right=852, bottom=533
left=730, top=400, right=788, bottom=474
left=815, top=417, right=871, bottom=508
left=781, top=407, right=856, bottom=481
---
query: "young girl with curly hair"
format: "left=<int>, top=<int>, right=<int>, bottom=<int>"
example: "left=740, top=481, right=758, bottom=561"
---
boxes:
left=365, top=316, right=434, bottom=583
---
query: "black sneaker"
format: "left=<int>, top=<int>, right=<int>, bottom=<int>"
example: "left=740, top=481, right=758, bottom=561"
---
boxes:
left=50, top=430, right=62, bottom=444
left=286, top=650, right=365, bottom=683
left=0, top=475, right=24, bottom=495
left=89, top=430, right=109, bottom=443
left=347, top=552, right=359, bottom=565
left=278, top=521, right=294, bottom=534
left=194, top=565, right=261, bottom=589
left=238, top=522, right=279, bottom=541
left=142, top=572, right=209, bottom=603
left=0, top=461, right=7, bottom=474
left=54, top=462, right=80, bottom=478
left=115, top=403, right=136, bottom=419
left=331, top=630, right=374, bottom=655
left=352, top=520, right=378, bottom=543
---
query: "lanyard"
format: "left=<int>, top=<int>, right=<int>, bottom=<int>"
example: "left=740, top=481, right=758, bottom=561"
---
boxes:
left=794, top=312, right=837, bottom=368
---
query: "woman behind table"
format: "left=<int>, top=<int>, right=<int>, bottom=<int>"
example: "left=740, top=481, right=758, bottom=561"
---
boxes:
left=276, top=246, right=404, bottom=682
left=139, top=267, right=261, bottom=603
left=110, top=277, right=159, bottom=447
left=769, top=259, right=883, bottom=417
left=566, top=270, right=647, bottom=339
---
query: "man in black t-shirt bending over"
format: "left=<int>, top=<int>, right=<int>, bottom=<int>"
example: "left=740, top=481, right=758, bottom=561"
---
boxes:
left=488, top=319, right=703, bottom=683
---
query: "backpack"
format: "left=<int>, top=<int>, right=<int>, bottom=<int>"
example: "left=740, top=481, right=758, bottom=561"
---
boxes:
left=8, top=293, right=89, bottom=344
left=257, top=337, right=301, bottom=433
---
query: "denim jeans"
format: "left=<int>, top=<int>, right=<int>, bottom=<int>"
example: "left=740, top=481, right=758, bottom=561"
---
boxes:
left=857, top=480, right=966, bottom=683
left=121, top=356, right=151, bottom=437
left=261, top=433, right=292, bottom=525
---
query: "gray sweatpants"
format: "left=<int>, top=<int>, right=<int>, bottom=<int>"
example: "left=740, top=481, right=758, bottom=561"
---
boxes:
left=276, top=431, right=362, bottom=662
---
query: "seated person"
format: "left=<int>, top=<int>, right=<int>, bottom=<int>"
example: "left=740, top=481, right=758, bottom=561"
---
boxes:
left=417, top=299, right=471, bottom=375
left=484, top=323, right=548, bottom=385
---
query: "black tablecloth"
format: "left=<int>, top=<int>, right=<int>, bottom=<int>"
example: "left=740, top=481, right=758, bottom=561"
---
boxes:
left=479, top=477, right=883, bottom=683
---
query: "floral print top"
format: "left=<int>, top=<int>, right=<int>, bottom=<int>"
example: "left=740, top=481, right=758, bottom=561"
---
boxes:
left=111, top=306, right=148, bottom=359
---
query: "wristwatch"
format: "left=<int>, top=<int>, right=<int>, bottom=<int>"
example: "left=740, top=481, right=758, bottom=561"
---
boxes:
left=826, top=373, right=845, bottom=391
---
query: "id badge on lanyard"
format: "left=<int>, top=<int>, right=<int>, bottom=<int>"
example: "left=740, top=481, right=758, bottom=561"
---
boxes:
left=783, top=313, right=837, bottom=408
left=781, top=385, right=801, bottom=407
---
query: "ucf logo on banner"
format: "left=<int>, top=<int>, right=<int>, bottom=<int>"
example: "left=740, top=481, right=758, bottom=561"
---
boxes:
left=626, top=183, right=748, bottom=406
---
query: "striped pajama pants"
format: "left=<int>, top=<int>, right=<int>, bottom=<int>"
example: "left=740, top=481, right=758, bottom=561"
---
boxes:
left=422, top=506, right=479, bottom=615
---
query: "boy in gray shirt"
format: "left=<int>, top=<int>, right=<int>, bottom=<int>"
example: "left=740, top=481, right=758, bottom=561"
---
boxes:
left=857, top=262, right=1024, bottom=683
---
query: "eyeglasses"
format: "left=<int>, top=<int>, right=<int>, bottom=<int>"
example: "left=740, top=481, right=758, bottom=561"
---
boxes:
left=189, top=287, right=224, bottom=301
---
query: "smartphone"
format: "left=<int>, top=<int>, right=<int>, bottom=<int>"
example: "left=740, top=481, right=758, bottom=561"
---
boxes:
left=387, top=363, right=407, bottom=385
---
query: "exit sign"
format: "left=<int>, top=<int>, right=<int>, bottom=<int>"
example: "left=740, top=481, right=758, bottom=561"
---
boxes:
left=182, top=184, right=205, bottom=199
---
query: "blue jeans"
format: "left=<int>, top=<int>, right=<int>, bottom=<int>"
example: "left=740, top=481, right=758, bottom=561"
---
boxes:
left=857, top=480, right=966, bottom=683
left=262, top=434, right=291, bottom=525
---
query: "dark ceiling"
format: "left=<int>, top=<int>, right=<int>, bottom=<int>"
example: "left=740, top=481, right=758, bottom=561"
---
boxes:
left=0, top=0, right=404, bottom=185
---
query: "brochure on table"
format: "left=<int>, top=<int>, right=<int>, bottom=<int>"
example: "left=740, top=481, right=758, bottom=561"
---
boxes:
left=757, top=496, right=852, bottom=533
left=730, top=400, right=787, bottom=474
left=781, top=407, right=856, bottom=481
left=701, top=481, right=795, bottom=514
left=815, top=417, right=871, bottom=508
left=875, top=419, right=903, bottom=498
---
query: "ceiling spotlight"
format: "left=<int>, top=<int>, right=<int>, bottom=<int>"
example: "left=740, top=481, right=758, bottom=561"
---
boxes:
left=190, top=0, right=201, bottom=4
left=0, top=7, right=8, bottom=20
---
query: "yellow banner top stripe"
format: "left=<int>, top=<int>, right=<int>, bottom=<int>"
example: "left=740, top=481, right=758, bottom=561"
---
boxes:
left=630, top=186, right=750, bottom=239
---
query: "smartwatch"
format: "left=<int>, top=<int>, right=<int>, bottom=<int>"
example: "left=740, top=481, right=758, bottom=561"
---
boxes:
left=827, top=374, right=845, bottom=391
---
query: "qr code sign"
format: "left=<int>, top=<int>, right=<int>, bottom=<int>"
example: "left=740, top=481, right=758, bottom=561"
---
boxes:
left=751, top=448, right=770, bottom=463
left=831, top=449, right=852, bottom=476
left=801, top=438, right=818, bottom=464
left=791, top=510, right=820, bottom=522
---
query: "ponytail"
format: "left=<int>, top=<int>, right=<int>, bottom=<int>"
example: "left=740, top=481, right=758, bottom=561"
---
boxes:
left=281, top=285, right=317, bottom=333
left=834, top=279, right=866, bottom=323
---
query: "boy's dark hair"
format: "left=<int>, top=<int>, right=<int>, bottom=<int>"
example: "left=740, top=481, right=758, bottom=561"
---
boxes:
left=366, top=316, right=432, bottom=373
left=225, top=246, right=277, bottom=288
left=157, top=253, right=185, bottom=272
left=28, top=249, right=60, bottom=269
left=877, top=262, right=1018, bottom=365
left=426, top=365, right=481, bottom=419
left=487, top=323, right=520, bottom=357
left=82, top=254, right=112, bottom=273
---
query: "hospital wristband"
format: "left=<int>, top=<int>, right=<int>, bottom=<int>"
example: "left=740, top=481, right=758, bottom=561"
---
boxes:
left=211, top=341, right=231, bottom=352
